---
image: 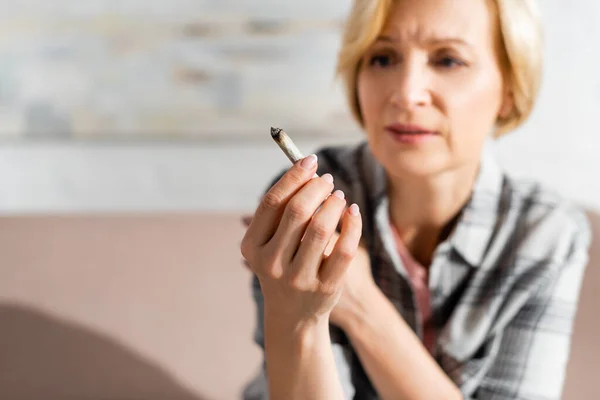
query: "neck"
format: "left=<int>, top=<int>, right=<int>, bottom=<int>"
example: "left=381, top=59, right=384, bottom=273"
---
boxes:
left=387, top=162, right=480, bottom=266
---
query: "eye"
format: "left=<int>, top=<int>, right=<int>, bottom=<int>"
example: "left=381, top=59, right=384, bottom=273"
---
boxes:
left=368, top=53, right=396, bottom=68
left=433, top=55, right=466, bottom=69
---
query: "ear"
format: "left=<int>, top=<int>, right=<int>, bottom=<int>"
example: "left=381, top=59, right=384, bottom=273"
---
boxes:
left=498, top=87, right=514, bottom=120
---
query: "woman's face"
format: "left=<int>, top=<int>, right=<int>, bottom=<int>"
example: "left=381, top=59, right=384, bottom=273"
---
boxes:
left=357, top=0, right=511, bottom=179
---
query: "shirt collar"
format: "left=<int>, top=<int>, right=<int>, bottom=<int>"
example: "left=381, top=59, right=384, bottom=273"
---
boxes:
left=364, top=143, right=505, bottom=268
left=448, top=147, right=505, bottom=267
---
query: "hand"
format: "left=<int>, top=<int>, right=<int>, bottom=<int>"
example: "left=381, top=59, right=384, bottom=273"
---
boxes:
left=242, top=211, right=375, bottom=333
left=240, top=155, right=363, bottom=328
left=242, top=215, right=374, bottom=332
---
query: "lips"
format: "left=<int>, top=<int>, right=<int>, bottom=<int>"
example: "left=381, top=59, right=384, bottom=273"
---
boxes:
left=384, top=123, right=438, bottom=144
left=384, top=123, right=437, bottom=135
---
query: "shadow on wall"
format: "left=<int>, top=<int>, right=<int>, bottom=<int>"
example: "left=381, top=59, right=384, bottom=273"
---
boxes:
left=0, top=303, right=209, bottom=400
left=563, top=210, right=600, bottom=399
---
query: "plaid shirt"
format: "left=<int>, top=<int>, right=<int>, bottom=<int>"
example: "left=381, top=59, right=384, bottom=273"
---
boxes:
left=243, top=141, right=591, bottom=400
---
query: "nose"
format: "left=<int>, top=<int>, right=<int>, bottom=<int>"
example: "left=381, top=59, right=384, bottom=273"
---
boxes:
left=390, top=58, right=431, bottom=110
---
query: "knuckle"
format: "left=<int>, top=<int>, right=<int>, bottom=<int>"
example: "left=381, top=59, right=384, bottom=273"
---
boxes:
left=240, top=236, right=254, bottom=261
left=287, top=169, right=305, bottom=186
left=262, top=190, right=284, bottom=211
left=310, top=220, right=332, bottom=242
left=263, top=250, right=278, bottom=267
left=287, top=200, right=311, bottom=222
left=286, top=275, right=310, bottom=292
left=319, top=281, right=339, bottom=297
left=336, top=247, right=356, bottom=264
left=256, top=255, right=284, bottom=280
left=264, top=268, right=282, bottom=280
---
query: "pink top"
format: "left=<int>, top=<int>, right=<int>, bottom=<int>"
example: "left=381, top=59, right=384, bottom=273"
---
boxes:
left=390, top=224, right=436, bottom=355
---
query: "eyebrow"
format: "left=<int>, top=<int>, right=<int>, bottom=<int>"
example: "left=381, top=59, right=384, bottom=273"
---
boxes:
left=375, top=35, right=473, bottom=48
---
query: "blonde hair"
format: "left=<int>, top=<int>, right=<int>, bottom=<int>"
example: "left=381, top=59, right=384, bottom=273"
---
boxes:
left=336, top=0, right=543, bottom=137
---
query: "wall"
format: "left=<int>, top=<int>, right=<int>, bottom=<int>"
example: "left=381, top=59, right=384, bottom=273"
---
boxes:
left=0, top=0, right=598, bottom=214
left=0, top=0, right=355, bottom=139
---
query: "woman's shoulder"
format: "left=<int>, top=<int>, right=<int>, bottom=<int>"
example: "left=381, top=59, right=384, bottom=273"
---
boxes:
left=501, top=173, right=592, bottom=261
left=313, top=141, right=372, bottom=184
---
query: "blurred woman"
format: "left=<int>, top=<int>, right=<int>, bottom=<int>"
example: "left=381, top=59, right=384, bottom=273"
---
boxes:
left=241, top=0, right=591, bottom=398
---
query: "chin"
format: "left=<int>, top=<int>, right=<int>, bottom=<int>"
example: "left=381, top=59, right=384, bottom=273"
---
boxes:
left=375, top=146, right=450, bottom=179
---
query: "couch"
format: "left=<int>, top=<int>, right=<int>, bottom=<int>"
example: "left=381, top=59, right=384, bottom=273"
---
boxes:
left=0, top=211, right=597, bottom=399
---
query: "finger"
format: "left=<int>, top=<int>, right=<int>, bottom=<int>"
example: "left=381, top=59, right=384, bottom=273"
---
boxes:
left=290, top=190, right=347, bottom=281
left=324, top=231, right=340, bottom=257
left=319, top=204, right=362, bottom=287
left=242, top=154, right=318, bottom=253
left=321, top=204, right=347, bottom=256
left=268, top=174, right=336, bottom=264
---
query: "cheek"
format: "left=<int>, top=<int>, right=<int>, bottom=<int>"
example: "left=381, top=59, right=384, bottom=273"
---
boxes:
left=444, top=70, right=504, bottom=132
left=357, top=73, right=385, bottom=127
left=356, top=75, right=370, bottom=118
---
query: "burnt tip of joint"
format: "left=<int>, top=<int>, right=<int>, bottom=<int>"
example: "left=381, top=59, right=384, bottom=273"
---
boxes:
left=271, top=127, right=283, bottom=140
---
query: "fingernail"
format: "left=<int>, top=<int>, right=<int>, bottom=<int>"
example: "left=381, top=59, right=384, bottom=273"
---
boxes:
left=349, top=204, right=360, bottom=216
left=301, top=154, right=318, bottom=169
left=332, top=190, right=345, bottom=200
left=322, top=173, right=334, bottom=184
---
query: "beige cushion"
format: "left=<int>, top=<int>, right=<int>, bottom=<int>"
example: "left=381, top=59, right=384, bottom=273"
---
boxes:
left=562, top=211, right=600, bottom=399
left=0, top=213, right=260, bottom=400
left=0, top=211, right=597, bottom=399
